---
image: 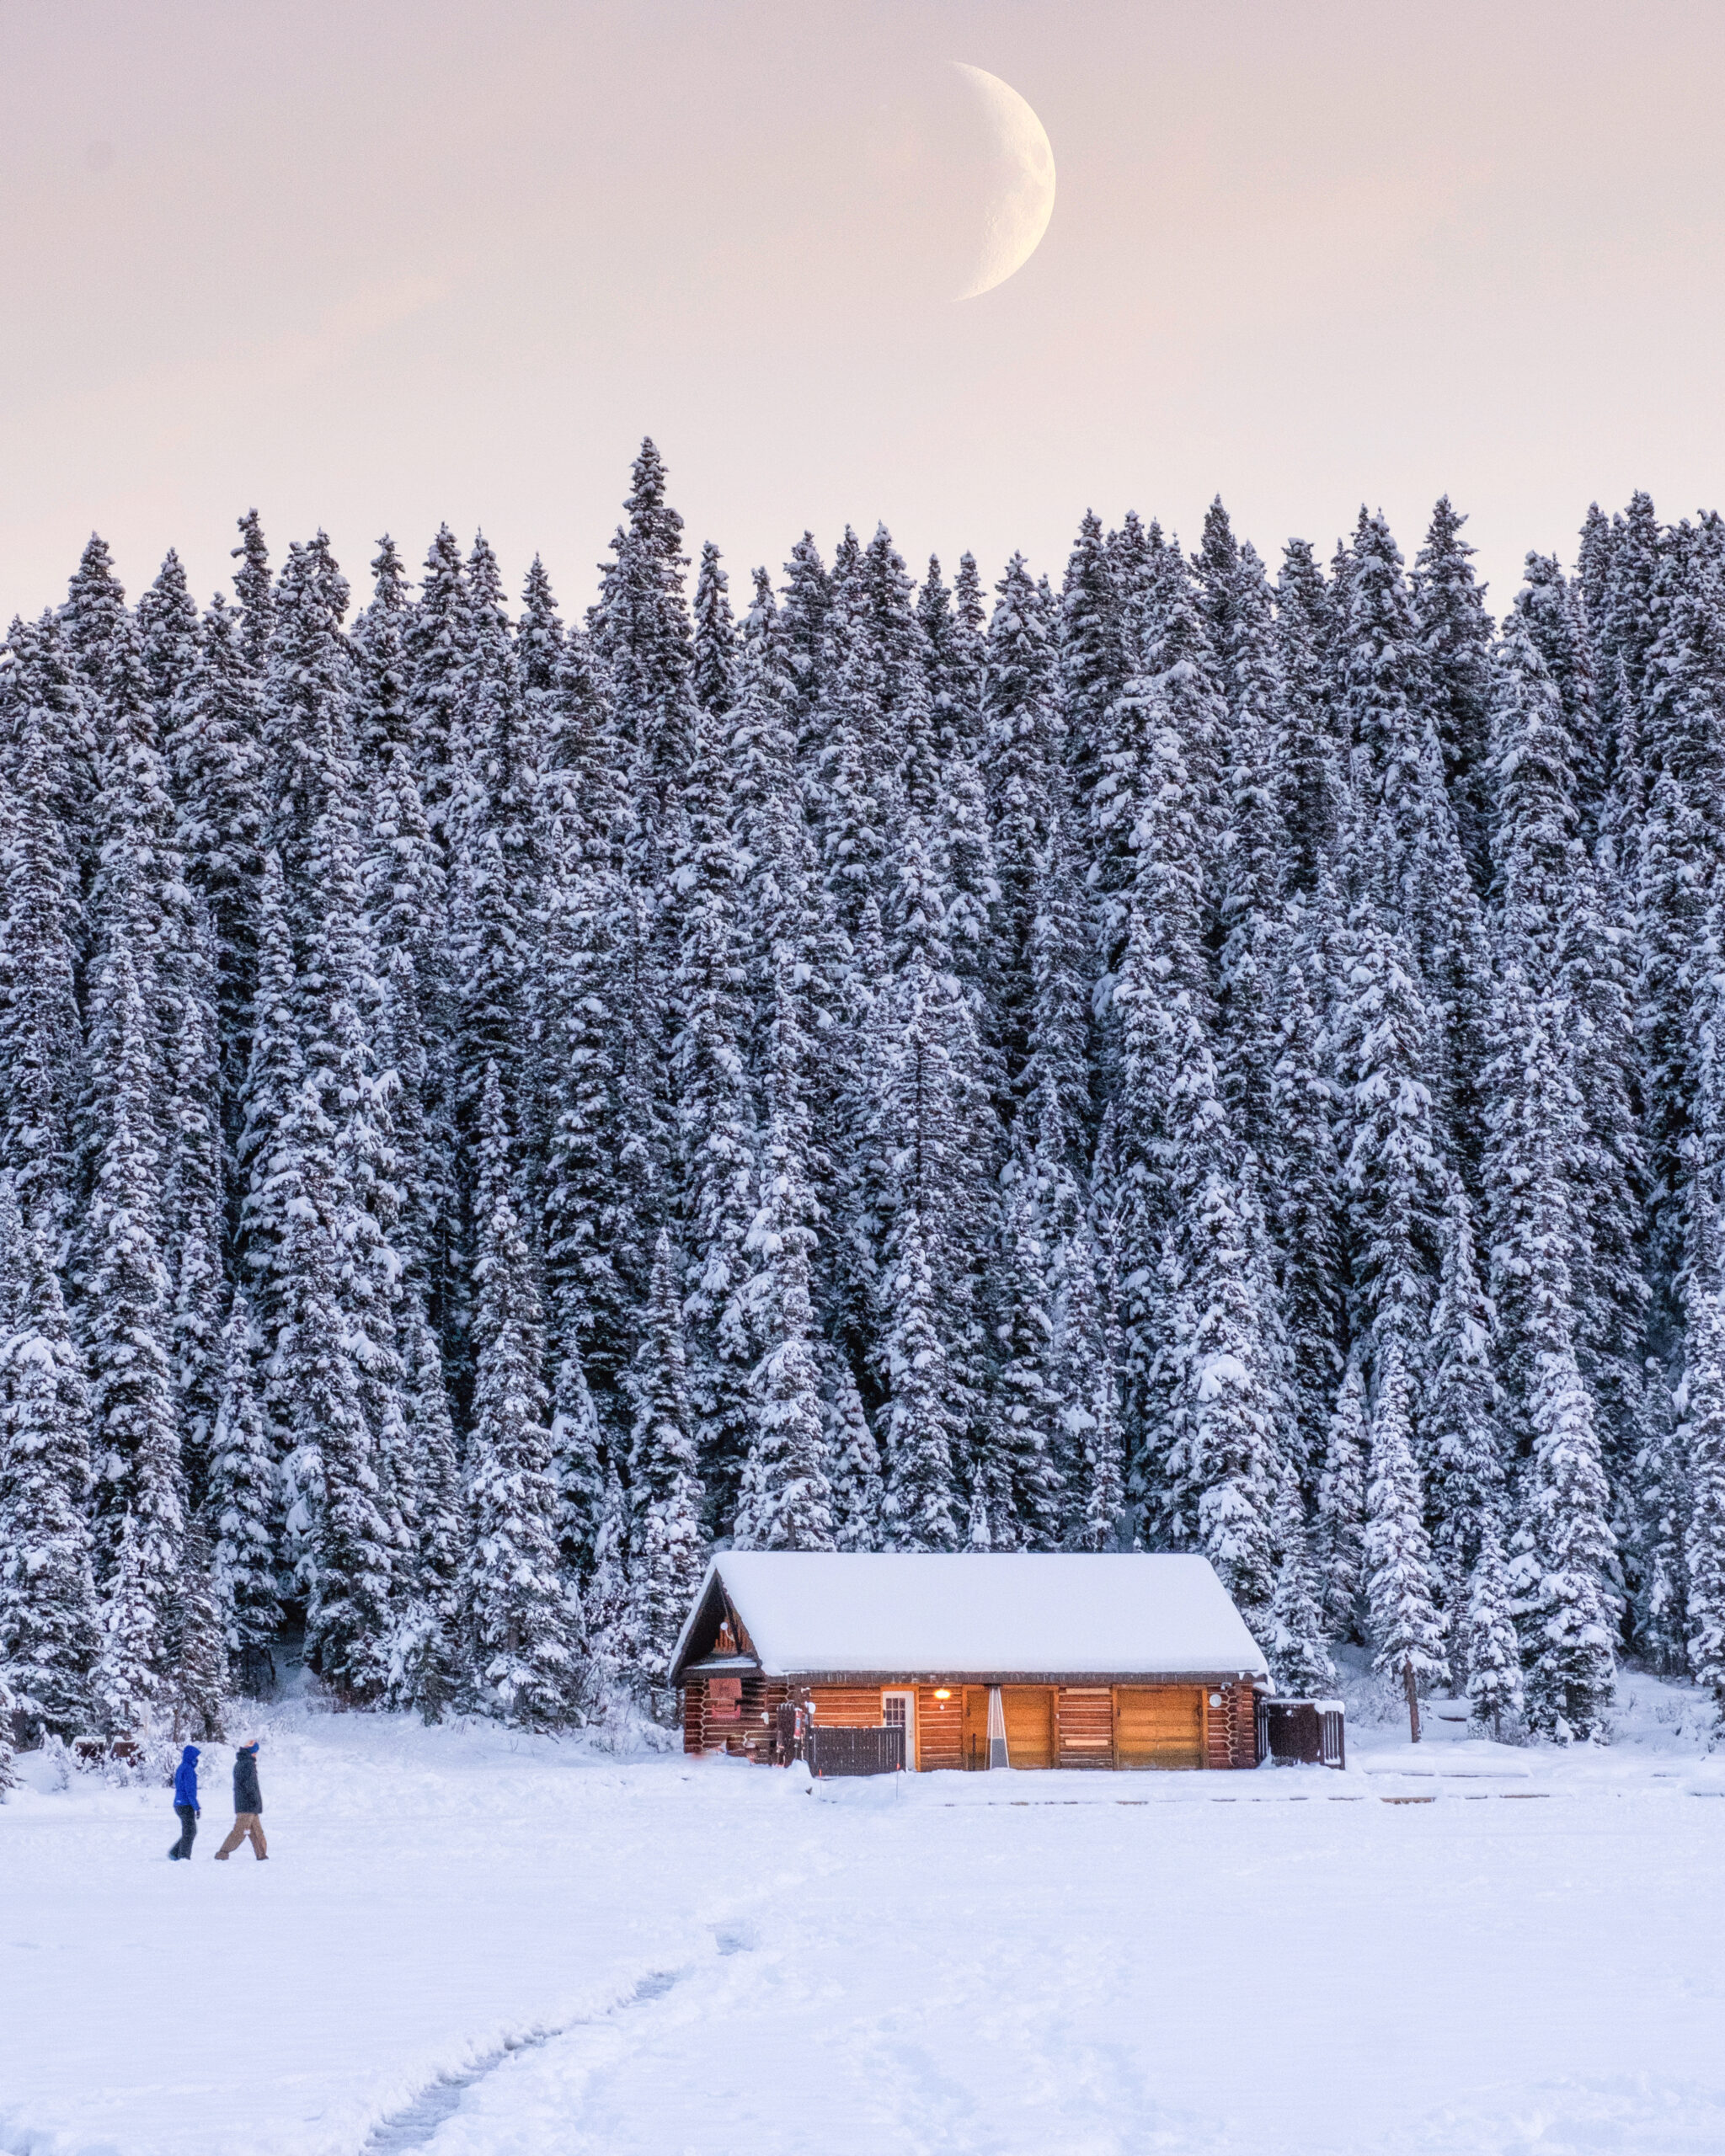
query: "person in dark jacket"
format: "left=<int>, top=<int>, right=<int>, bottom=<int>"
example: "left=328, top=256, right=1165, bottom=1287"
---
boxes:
left=168, top=1745, right=200, bottom=1860
left=213, top=1740, right=267, bottom=1860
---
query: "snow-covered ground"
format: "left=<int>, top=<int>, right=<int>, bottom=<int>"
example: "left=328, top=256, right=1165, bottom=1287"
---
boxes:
left=5, top=1676, right=1725, bottom=2156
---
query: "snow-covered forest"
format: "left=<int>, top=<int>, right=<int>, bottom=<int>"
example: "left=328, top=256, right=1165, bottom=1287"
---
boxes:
left=3, top=443, right=1722, bottom=1755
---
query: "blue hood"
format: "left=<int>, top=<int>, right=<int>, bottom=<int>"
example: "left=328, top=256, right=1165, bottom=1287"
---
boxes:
left=173, top=1747, right=200, bottom=1808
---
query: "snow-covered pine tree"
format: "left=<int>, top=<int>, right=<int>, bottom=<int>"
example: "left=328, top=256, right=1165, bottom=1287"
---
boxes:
left=163, top=905, right=225, bottom=1501
left=547, top=1343, right=606, bottom=1582
left=1514, top=552, right=1606, bottom=838
left=351, top=535, right=413, bottom=774
left=1, top=607, right=96, bottom=921
left=393, top=1307, right=467, bottom=1722
left=0, top=1198, right=101, bottom=1741
left=1268, top=955, right=1343, bottom=1481
left=1364, top=1339, right=1450, bottom=1710
left=231, top=509, right=275, bottom=677
left=1274, top=538, right=1344, bottom=896
left=1265, top=1476, right=1336, bottom=1695
left=515, top=552, right=568, bottom=765
left=403, top=525, right=472, bottom=860
left=259, top=532, right=355, bottom=947
left=1413, top=497, right=1496, bottom=889
left=235, top=851, right=301, bottom=1366
left=206, top=1291, right=281, bottom=1696
left=89, top=1134, right=185, bottom=1743
left=878, top=1207, right=963, bottom=1552
left=77, top=924, right=178, bottom=1569
left=137, top=549, right=201, bottom=725
left=168, top=1513, right=229, bottom=1741
left=669, top=680, right=756, bottom=1533
left=1637, top=526, right=1725, bottom=1301
left=985, top=551, right=1065, bottom=1104
left=866, top=947, right=990, bottom=1540
left=0, top=655, right=83, bottom=1237
left=1341, top=510, right=1443, bottom=913
left=593, top=440, right=702, bottom=894
left=692, top=539, right=736, bottom=719
left=1628, top=1354, right=1688, bottom=1672
left=1512, top=1114, right=1620, bottom=1742
left=827, top=1352, right=883, bottom=1552
left=582, top=1460, right=632, bottom=1714
left=1461, top=1517, right=1524, bottom=1736
left=810, top=547, right=894, bottom=941
left=1332, top=899, right=1449, bottom=1394
left=462, top=1065, right=577, bottom=1726
left=625, top=1230, right=706, bottom=1716
left=736, top=963, right=835, bottom=1551
left=1425, top=1178, right=1503, bottom=1614
left=1679, top=1194, right=1725, bottom=1716
left=1059, top=509, right=1130, bottom=833
left=779, top=531, right=832, bottom=760
left=1315, top=1353, right=1369, bottom=1642
left=275, top=1064, right=393, bottom=1703
left=1160, top=1158, right=1284, bottom=1630
left=61, top=532, right=127, bottom=698
left=1050, top=1216, right=1122, bottom=1550
left=167, top=590, right=264, bottom=1123
left=451, top=531, right=539, bottom=1142
left=537, top=867, right=644, bottom=1422
left=88, top=609, right=184, bottom=1050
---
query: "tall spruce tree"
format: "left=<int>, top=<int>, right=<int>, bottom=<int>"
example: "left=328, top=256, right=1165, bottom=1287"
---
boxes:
left=1364, top=1339, right=1450, bottom=1703
left=626, top=1230, right=706, bottom=1716
left=462, top=1065, right=576, bottom=1726
left=206, top=1292, right=281, bottom=1694
left=0, top=1198, right=101, bottom=1740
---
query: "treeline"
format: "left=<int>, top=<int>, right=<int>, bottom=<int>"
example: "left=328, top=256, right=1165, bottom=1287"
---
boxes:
left=1, top=444, right=1722, bottom=1765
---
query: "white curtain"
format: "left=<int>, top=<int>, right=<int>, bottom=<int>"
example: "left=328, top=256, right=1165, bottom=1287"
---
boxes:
left=987, top=1686, right=1008, bottom=1769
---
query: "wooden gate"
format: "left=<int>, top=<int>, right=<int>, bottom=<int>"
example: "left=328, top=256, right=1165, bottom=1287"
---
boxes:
left=1114, top=1686, right=1204, bottom=1769
left=806, top=1726, right=905, bottom=1778
left=1001, top=1686, right=1055, bottom=1769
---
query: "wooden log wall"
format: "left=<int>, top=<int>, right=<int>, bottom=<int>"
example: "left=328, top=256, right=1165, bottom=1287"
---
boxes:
left=688, top=1675, right=1266, bottom=1768
left=1055, top=1686, right=1115, bottom=1768
left=681, top=1674, right=788, bottom=1759
left=916, top=1687, right=964, bottom=1770
left=1205, top=1680, right=1258, bottom=1769
left=806, top=1685, right=884, bottom=1728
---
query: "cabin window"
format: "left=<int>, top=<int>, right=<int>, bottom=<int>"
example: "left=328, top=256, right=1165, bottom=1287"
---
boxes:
left=708, top=1678, right=742, bottom=1716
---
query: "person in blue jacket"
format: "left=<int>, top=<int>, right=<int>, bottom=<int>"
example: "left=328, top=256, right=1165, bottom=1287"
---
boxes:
left=168, top=1745, right=200, bottom=1860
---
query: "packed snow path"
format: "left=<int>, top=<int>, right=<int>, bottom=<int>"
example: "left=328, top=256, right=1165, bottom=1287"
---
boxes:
left=4, top=1693, right=1725, bottom=2156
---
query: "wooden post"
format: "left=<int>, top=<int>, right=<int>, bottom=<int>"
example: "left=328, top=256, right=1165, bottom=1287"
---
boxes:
left=1403, top=1657, right=1421, bottom=1744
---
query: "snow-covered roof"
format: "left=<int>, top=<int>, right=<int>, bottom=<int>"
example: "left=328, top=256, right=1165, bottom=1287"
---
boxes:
left=670, top=1553, right=1268, bottom=1683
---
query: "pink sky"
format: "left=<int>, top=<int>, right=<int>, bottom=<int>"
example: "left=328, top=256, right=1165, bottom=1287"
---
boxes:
left=6, top=0, right=1725, bottom=618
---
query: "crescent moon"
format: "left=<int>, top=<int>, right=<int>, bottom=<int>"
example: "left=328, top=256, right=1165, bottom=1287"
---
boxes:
left=953, top=63, right=1056, bottom=301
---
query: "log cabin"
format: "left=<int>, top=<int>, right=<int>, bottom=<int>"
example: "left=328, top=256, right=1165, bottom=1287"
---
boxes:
left=670, top=1552, right=1269, bottom=1772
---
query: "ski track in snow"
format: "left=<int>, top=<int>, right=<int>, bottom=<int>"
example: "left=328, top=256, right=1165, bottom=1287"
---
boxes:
left=3, top=1674, right=1724, bottom=2156
left=360, top=1966, right=690, bottom=2153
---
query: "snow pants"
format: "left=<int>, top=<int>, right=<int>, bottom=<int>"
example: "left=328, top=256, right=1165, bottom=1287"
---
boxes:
left=214, top=1813, right=267, bottom=1860
left=168, top=1806, right=198, bottom=1860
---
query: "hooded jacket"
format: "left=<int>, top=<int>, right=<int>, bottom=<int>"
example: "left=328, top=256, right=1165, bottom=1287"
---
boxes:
left=232, top=1745, right=262, bottom=1814
left=173, top=1747, right=200, bottom=1810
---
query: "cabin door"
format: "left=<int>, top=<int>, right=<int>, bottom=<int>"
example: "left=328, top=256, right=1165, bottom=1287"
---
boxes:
left=962, top=1686, right=991, bottom=1769
left=881, top=1689, right=916, bottom=1771
left=1114, top=1687, right=1205, bottom=1769
left=1001, top=1686, right=1055, bottom=1769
